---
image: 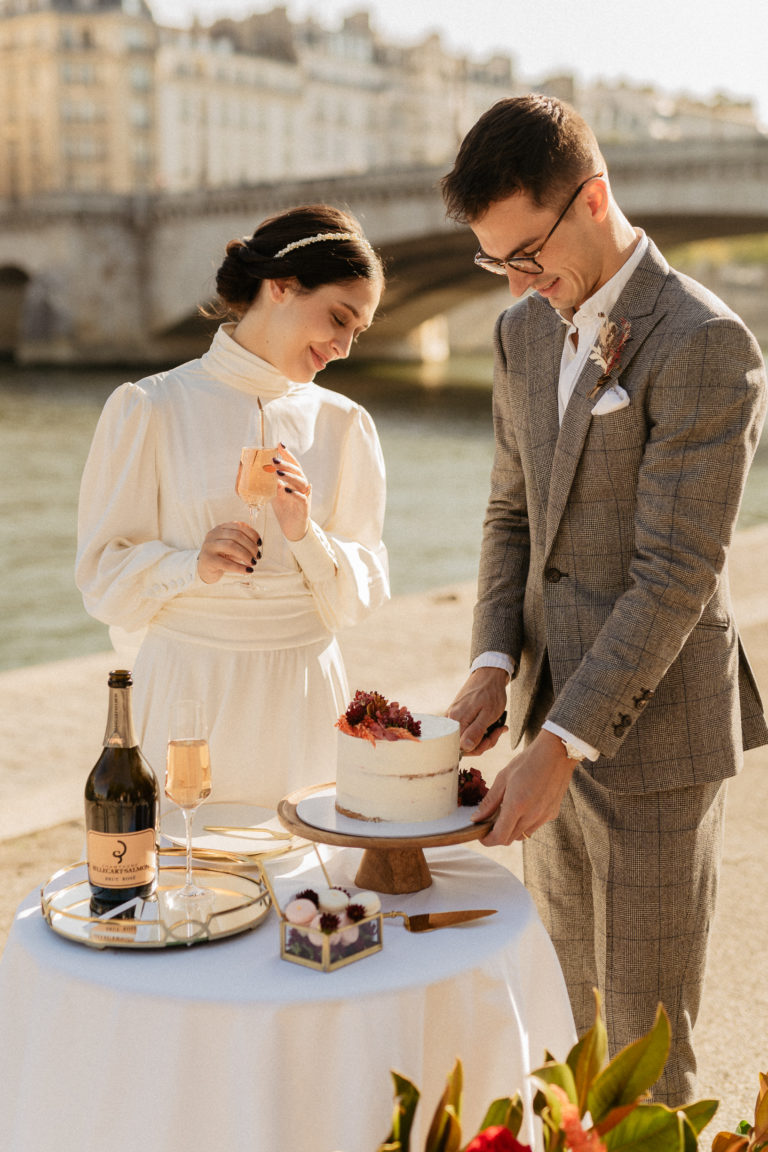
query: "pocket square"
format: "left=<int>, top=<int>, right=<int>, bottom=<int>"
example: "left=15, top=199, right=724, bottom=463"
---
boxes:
left=591, top=382, right=630, bottom=416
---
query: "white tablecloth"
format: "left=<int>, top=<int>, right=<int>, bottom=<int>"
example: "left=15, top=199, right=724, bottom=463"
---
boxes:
left=0, top=845, right=575, bottom=1152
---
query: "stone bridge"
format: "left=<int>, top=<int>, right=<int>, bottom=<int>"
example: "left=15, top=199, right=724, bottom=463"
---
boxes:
left=1, top=137, right=767, bottom=363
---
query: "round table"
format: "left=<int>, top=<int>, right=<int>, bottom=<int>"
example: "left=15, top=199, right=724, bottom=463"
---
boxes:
left=0, top=844, right=575, bottom=1152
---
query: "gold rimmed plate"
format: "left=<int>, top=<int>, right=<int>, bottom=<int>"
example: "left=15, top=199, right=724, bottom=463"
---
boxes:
left=161, top=802, right=309, bottom=862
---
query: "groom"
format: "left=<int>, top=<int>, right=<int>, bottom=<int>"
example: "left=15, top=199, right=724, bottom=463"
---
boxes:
left=443, top=95, right=767, bottom=1103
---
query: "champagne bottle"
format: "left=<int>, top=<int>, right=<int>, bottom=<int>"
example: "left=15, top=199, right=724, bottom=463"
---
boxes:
left=85, top=670, right=159, bottom=914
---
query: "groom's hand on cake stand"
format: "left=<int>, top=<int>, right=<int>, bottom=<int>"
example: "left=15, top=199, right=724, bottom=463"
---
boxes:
left=447, top=667, right=508, bottom=756
left=471, top=730, right=577, bottom=847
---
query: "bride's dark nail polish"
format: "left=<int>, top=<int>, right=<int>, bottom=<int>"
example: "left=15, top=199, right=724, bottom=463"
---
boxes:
left=251, top=557, right=258, bottom=564
left=272, top=456, right=282, bottom=464
left=257, top=550, right=262, bottom=560
left=276, top=469, right=285, bottom=476
left=284, top=486, right=293, bottom=494
left=245, top=566, right=254, bottom=573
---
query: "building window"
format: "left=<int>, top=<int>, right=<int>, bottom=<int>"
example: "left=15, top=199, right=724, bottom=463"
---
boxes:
left=130, top=101, right=152, bottom=129
left=131, top=64, right=152, bottom=91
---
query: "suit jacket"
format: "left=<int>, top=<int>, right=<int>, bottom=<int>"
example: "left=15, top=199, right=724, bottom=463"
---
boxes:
left=472, top=239, right=768, bottom=792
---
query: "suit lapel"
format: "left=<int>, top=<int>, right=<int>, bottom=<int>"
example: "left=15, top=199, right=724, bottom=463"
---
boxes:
left=527, top=301, right=565, bottom=511
left=542, top=239, right=670, bottom=553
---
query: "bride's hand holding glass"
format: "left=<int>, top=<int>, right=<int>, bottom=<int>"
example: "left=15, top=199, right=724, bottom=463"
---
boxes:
left=270, top=445, right=313, bottom=542
left=196, top=520, right=262, bottom=584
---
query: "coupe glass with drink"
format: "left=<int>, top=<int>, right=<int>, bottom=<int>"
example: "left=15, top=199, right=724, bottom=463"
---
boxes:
left=165, top=699, right=212, bottom=907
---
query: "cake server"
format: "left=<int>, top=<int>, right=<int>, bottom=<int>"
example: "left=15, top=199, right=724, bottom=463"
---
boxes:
left=383, top=909, right=497, bottom=932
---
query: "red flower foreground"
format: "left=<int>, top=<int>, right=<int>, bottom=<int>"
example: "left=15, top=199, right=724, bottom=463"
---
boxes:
left=549, top=1085, right=607, bottom=1152
left=464, top=1126, right=532, bottom=1152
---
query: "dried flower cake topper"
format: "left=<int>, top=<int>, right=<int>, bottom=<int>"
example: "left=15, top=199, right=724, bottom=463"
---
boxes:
left=335, top=689, right=422, bottom=744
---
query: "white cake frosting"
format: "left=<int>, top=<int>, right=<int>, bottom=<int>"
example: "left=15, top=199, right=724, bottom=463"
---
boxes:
left=335, top=713, right=461, bottom=823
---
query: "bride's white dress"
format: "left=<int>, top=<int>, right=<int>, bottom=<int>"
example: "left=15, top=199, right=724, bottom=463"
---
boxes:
left=76, top=324, right=389, bottom=807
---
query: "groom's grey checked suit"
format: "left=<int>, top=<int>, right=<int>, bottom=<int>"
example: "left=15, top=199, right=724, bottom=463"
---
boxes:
left=472, top=237, right=767, bottom=1098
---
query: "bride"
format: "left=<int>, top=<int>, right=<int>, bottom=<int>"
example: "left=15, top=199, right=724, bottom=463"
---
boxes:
left=76, top=204, right=389, bottom=807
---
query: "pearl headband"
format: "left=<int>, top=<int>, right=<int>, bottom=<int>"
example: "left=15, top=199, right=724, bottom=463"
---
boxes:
left=273, top=231, right=374, bottom=259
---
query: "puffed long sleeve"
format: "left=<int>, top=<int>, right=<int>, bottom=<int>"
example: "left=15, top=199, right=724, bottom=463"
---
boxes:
left=288, top=405, right=389, bottom=631
left=76, top=381, right=201, bottom=632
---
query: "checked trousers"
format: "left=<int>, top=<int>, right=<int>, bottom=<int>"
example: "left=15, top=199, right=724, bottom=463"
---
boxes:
left=522, top=769, right=726, bottom=1105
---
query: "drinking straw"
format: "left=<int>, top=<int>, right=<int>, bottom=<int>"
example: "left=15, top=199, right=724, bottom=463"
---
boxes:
left=257, top=396, right=265, bottom=446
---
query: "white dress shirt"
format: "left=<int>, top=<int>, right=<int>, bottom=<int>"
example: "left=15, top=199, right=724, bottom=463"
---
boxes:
left=471, top=233, right=648, bottom=760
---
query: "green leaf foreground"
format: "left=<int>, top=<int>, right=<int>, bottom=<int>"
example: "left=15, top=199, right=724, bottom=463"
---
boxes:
left=589, top=1003, right=670, bottom=1123
left=374, top=993, right=749, bottom=1152
left=381, top=1070, right=421, bottom=1152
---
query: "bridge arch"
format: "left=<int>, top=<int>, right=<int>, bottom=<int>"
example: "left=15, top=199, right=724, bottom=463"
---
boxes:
left=0, top=138, right=766, bottom=363
left=0, top=266, right=29, bottom=358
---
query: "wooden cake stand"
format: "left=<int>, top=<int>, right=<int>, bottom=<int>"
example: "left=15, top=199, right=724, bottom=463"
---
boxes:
left=277, top=782, right=494, bottom=894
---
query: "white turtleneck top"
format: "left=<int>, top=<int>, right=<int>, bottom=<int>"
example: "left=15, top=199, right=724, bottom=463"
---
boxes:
left=76, top=324, right=390, bottom=651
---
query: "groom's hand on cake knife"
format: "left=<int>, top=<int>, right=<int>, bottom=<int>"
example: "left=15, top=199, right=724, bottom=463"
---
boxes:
left=447, top=667, right=508, bottom=756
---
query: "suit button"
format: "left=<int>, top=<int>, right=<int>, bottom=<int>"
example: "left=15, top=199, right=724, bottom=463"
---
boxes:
left=613, top=713, right=632, bottom=737
left=545, top=567, right=566, bottom=583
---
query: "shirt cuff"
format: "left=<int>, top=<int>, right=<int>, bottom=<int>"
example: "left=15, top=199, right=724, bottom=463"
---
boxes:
left=287, top=521, right=338, bottom=584
left=470, top=651, right=515, bottom=681
left=542, top=720, right=599, bottom=762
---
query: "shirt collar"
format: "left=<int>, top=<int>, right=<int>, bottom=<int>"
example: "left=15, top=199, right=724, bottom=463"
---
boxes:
left=559, top=230, right=648, bottom=331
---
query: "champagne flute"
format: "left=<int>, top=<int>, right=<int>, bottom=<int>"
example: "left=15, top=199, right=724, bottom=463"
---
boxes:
left=165, top=699, right=212, bottom=903
left=235, top=445, right=278, bottom=589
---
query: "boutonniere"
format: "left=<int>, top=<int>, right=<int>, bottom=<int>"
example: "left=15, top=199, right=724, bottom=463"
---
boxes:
left=587, top=314, right=631, bottom=399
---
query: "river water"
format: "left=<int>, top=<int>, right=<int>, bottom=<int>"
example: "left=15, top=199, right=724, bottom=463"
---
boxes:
left=1, top=354, right=766, bottom=673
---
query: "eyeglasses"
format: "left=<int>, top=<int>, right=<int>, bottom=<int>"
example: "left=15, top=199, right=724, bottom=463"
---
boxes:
left=473, top=172, right=604, bottom=276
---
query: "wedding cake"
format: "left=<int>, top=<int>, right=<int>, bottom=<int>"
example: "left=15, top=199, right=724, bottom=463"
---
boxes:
left=334, top=691, right=461, bottom=823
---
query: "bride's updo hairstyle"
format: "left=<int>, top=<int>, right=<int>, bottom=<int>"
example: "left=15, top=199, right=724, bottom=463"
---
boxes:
left=212, top=204, right=384, bottom=320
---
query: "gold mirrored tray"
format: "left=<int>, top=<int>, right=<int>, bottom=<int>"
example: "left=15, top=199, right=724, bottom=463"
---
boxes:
left=41, top=860, right=272, bottom=949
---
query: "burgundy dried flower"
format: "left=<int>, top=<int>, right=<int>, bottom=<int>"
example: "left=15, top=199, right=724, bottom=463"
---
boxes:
left=458, top=766, right=489, bottom=806
left=319, top=912, right=341, bottom=934
left=344, top=696, right=367, bottom=726
left=346, top=903, right=366, bottom=923
left=293, top=888, right=319, bottom=907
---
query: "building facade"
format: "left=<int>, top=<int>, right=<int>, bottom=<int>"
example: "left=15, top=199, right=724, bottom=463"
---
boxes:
left=0, top=0, right=763, bottom=201
left=0, top=0, right=157, bottom=198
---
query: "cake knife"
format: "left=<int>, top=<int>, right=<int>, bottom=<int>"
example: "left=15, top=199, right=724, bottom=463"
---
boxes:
left=458, top=710, right=507, bottom=760
left=383, top=909, right=497, bottom=932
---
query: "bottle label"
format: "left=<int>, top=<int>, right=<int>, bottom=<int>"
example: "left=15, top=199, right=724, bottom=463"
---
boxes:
left=91, top=918, right=139, bottom=943
left=87, top=829, right=157, bottom=889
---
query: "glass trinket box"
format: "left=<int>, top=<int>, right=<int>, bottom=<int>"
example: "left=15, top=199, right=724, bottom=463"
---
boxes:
left=261, top=848, right=383, bottom=972
left=278, top=910, right=383, bottom=971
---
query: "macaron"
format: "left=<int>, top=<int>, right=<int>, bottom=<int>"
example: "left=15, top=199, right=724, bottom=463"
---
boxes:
left=355, top=890, right=381, bottom=915
left=340, top=921, right=360, bottom=946
left=284, top=898, right=317, bottom=926
left=317, top=887, right=349, bottom=914
left=306, top=913, right=326, bottom=946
